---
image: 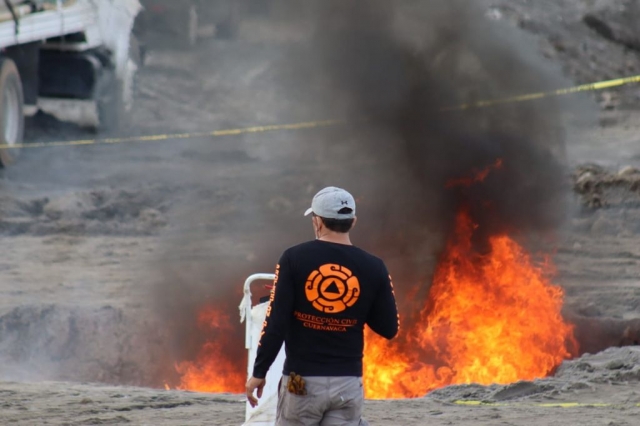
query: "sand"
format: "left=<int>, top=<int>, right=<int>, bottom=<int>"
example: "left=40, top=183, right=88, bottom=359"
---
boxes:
left=2, top=347, right=640, bottom=425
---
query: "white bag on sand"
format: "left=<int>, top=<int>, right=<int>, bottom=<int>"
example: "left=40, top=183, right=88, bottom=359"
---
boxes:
left=243, top=301, right=285, bottom=426
left=239, top=274, right=285, bottom=426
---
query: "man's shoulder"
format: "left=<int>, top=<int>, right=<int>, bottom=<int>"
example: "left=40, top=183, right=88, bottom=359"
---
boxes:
left=286, top=240, right=315, bottom=251
left=355, top=248, right=386, bottom=269
left=280, top=241, right=314, bottom=257
left=342, top=244, right=379, bottom=261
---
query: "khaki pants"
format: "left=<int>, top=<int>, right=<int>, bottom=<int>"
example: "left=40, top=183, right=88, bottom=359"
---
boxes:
left=276, top=375, right=369, bottom=426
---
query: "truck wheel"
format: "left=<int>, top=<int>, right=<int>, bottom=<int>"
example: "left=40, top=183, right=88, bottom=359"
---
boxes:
left=0, top=58, right=24, bottom=167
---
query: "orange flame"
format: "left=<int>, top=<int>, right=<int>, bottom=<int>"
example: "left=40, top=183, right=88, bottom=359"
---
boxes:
left=446, top=158, right=503, bottom=188
left=175, top=307, right=246, bottom=393
left=363, top=210, right=577, bottom=399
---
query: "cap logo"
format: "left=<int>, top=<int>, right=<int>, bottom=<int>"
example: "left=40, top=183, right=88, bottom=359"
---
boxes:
left=341, top=200, right=349, bottom=205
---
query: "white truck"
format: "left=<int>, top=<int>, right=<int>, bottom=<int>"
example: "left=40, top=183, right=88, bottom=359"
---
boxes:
left=0, top=0, right=141, bottom=165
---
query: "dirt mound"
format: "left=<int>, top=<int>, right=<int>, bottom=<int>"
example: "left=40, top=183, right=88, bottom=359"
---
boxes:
left=557, top=346, right=640, bottom=384
left=583, top=0, right=640, bottom=54
left=0, top=305, right=165, bottom=386
left=426, top=346, right=640, bottom=402
left=0, top=186, right=170, bottom=236
left=573, top=164, right=640, bottom=209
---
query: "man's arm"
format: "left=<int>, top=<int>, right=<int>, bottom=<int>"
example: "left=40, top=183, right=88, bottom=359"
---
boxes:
left=252, top=251, right=295, bottom=379
left=365, top=261, right=399, bottom=339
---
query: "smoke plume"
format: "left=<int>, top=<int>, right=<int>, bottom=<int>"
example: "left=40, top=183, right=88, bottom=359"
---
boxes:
left=285, top=0, right=579, bottom=300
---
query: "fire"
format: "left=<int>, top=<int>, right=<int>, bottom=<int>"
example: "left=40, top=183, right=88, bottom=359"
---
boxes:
left=445, top=158, right=503, bottom=189
left=175, top=307, right=246, bottom=393
left=176, top=160, right=576, bottom=399
left=363, top=210, right=577, bottom=399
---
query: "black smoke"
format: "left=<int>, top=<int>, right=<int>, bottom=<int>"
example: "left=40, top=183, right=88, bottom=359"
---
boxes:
left=278, top=0, right=581, bottom=301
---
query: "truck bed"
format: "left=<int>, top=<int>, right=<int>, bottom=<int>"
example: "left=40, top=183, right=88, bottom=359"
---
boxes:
left=0, top=1, right=78, bottom=20
left=0, top=0, right=88, bottom=48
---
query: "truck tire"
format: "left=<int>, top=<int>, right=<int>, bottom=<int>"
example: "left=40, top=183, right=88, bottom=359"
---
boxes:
left=0, top=58, right=24, bottom=167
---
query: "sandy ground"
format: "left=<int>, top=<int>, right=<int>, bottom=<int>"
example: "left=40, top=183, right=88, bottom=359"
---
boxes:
left=1, top=1, right=640, bottom=424
left=2, top=348, right=640, bottom=425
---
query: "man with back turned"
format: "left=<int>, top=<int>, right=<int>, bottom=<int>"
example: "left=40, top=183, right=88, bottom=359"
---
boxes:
left=246, top=186, right=399, bottom=426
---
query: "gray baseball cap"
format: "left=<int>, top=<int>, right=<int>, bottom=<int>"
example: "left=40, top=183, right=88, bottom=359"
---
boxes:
left=304, top=186, right=356, bottom=219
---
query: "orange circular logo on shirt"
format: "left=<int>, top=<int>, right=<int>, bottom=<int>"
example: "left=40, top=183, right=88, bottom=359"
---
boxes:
left=305, top=264, right=360, bottom=313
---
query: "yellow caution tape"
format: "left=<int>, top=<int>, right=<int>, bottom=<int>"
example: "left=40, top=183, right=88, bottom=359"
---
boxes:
left=0, top=119, right=343, bottom=150
left=440, top=74, right=640, bottom=111
left=453, top=400, right=640, bottom=408
left=2, top=73, right=640, bottom=151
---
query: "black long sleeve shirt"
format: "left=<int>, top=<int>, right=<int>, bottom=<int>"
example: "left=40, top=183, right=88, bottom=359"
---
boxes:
left=252, top=240, right=399, bottom=379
